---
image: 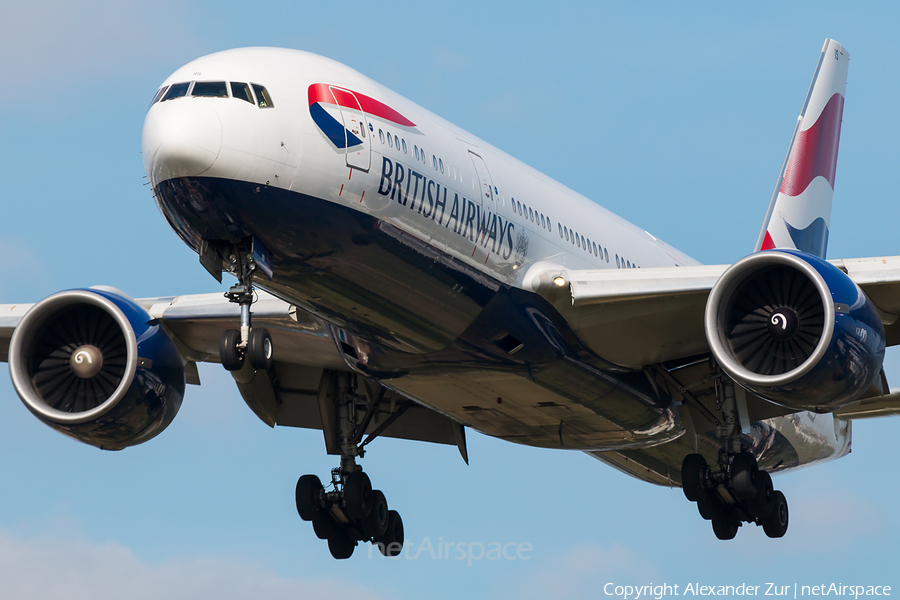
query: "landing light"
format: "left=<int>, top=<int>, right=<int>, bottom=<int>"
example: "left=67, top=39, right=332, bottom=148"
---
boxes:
left=552, top=276, right=567, bottom=287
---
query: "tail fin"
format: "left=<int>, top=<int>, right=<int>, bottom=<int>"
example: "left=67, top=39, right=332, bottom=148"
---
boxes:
left=755, top=39, right=848, bottom=258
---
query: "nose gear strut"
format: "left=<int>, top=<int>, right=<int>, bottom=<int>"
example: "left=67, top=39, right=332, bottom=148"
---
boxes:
left=218, top=240, right=273, bottom=371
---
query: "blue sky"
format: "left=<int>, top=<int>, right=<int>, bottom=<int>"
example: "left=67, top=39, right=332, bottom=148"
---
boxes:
left=2, top=1, right=900, bottom=597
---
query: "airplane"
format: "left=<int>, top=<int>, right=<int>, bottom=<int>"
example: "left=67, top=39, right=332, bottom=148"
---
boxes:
left=2, top=38, right=899, bottom=560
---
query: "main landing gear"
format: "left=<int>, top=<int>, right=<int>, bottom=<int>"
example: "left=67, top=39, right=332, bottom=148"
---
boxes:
left=295, top=372, right=405, bottom=559
left=218, top=244, right=274, bottom=372
left=680, top=375, right=789, bottom=540
left=295, top=469, right=404, bottom=559
left=681, top=451, right=788, bottom=540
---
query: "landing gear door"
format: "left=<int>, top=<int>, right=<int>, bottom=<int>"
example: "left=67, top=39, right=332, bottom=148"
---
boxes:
left=330, top=86, right=371, bottom=172
left=468, top=151, right=496, bottom=215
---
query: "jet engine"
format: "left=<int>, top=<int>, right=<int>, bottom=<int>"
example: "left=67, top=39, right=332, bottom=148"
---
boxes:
left=8, top=289, right=185, bottom=450
left=705, top=250, right=884, bottom=412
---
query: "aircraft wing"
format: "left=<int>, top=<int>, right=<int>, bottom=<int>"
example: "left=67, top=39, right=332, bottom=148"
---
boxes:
left=529, top=255, right=900, bottom=371
left=0, top=290, right=464, bottom=451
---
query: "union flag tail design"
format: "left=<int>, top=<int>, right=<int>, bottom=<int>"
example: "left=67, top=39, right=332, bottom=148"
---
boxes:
left=755, top=39, right=848, bottom=258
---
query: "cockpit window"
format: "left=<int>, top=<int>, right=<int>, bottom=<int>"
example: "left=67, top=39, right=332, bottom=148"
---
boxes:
left=162, top=82, right=190, bottom=101
left=192, top=81, right=228, bottom=98
left=230, top=82, right=254, bottom=104
left=252, top=84, right=274, bottom=108
left=150, top=86, right=169, bottom=107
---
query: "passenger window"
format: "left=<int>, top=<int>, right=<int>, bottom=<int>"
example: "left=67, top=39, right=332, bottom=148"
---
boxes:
left=616, top=255, right=620, bottom=268
left=605, top=248, right=609, bottom=262
left=150, top=86, right=169, bottom=106
left=581, top=235, right=585, bottom=250
left=528, top=207, right=533, bottom=221
left=439, top=158, right=444, bottom=173
left=576, top=235, right=581, bottom=249
left=230, top=82, right=254, bottom=104
left=558, top=223, right=563, bottom=237
left=162, top=82, right=190, bottom=101
left=564, top=227, right=569, bottom=241
left=433, top=155, right=437, bottom=169
left=394, top=134, right=400, bottom=149
left=593, top=242, right=597, bottom=256
left=251, top=84, right=274, bottom=107
left=379, top=129, right=385, bottom=144
left=388, top=133, right=393, bottom=148
left=402, top=139, right=407, bottom=153
left=414, top=146, right=419, bottom=160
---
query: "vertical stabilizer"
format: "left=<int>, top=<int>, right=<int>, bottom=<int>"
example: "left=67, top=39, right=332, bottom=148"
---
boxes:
left=755, top=39, right=848, bottom=258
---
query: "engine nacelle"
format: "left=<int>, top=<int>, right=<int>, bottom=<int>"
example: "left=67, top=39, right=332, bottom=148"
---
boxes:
left=8, top=289, right=185, bottom=450
left=705, top=250, right=885, bottom=412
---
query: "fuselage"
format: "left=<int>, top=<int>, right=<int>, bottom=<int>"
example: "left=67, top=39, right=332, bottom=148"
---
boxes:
left=142, top=48, right=849, bottom=480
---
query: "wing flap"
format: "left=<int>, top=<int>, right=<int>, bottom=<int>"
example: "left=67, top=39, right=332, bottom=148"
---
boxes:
left=140, top=290, right=348, bottom=370
left=568, top=264, right=727, bottom=306
left=834, top=388, right=900, bottom=420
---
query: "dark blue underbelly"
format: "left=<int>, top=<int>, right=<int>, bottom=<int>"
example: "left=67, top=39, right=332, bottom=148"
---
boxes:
left=154, top=176, right=674, bottom=435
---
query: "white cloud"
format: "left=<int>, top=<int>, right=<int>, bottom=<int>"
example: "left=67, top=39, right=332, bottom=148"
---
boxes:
left=0, top=530, right=383, bottom=600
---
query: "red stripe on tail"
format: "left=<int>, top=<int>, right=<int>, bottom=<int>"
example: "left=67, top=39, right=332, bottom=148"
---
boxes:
left=779, top=93, right=844, bottom=197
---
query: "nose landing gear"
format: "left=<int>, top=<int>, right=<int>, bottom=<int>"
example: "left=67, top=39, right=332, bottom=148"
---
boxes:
left=217, top=242, right=274, bottom=371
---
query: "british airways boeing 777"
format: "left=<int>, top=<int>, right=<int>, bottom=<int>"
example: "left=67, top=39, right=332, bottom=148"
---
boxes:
left=3, top=39, right=899, bottom=558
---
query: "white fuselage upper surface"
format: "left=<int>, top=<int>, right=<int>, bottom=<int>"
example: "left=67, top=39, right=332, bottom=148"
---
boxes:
left=143, top=47, right=698, bottom=290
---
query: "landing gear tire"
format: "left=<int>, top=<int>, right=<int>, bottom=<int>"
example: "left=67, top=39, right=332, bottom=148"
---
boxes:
left=681, top=454, right=709, bottom=502
left=248, top=327, right=274, bottom=370
left=731, top=452, right=759, bottom=500
left=712, top=512, right=740, bottom=540
left=328, top=532, right=357, bottom=560
left=697, top=496, right=718, bottom=521
left=219, top=329, right=244, bottom=371
left=748, top=471, right=775, bottom=520
left=312, top=509, right=339, bottom=540
left=295, top=475, right=322, bottom=522
left=762, top=490, right=789, bottom=538
left=362, top=490, right=389, bottom=539
left=375, top=510, right=404, bottom=557
left=344, top=471, right=373, bottom=520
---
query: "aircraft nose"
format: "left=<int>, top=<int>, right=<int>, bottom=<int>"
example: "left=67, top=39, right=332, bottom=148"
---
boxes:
left=142, top=102, right=222, bottom=185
